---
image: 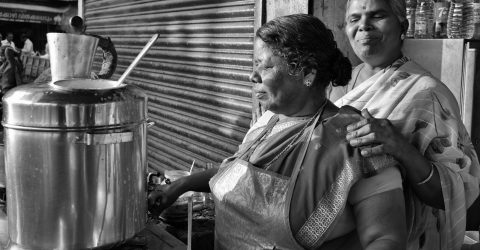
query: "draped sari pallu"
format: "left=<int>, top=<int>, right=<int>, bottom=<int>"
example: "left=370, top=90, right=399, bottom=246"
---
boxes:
left=209, top=107, right=396, bottom=249
left=335, top=57, right=480, bottom=250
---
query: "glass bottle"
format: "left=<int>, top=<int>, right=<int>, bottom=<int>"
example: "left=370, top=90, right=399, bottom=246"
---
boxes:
left=415, top=0, right=435, bottom=38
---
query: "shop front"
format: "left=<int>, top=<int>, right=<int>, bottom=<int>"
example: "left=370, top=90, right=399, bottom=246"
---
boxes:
left=0, top=0, right=77, bottom=54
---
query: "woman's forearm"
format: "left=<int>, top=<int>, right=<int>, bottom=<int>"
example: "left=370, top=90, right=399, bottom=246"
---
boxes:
left=171, top=167, right=219, bottom=195
left=395, top=144, right=444, bottom=209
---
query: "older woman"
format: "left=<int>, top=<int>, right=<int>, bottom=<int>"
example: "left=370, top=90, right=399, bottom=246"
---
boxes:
left=327, top=0, right=480, bottom=249
left=150, top=14, right=406, bottom=249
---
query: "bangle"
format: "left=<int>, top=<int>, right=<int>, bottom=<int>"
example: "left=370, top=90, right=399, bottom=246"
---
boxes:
left=416, top=164, right=435, bottom=186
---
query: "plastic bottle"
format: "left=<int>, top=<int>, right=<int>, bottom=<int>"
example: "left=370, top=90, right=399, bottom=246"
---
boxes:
left=447, top=0, right=464, bottom=38
left=434, top=0, right=450, bottom=38
left=406, top=0, right=417, bottom=38
left=472, top=0, right=480, bottom=38
left=415, top=0, right=435, bottom=38
left=464, top=0, right=475, bottom=38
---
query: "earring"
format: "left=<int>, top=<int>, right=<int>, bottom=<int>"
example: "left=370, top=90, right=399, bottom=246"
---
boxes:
left=304, top=80, right=312, bottom=87
left=400, top=33, right=406, bottom=40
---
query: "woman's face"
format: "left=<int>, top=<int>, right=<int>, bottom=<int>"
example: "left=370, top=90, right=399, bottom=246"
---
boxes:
left=249, top=39, right=309, bottom=116
left=345, top=0, right=403, bottom=67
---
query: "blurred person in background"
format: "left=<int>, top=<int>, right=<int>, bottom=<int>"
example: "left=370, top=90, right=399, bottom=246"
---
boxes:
left=0, top=45, right=22, bottom=94
left=39, top=42, right=49, bottom=59
left=1, top=33, right=17, bottom=52
left=20, top=33, right=34, bottom=56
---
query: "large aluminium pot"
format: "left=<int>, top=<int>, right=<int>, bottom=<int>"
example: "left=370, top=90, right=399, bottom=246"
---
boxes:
left=2, top=79, right=148, bottom=250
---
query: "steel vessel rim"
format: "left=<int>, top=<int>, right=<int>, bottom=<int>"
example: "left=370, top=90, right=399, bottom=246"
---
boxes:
left=49, top=80, right=128, bottom=92
left=2, top=120, right=149, bottom=132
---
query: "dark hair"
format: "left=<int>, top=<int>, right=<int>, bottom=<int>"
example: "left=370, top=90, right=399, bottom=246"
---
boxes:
left=256, top=14, right=351, bottom=87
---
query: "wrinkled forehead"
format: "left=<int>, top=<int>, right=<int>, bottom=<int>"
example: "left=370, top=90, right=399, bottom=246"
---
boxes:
left=253, top=38, right=270, bottom=59
left=253, top=38, right=288, bottom=67
left=346, top=0, right=390, bottom=14
left=345, top=0, right=405, bottom=22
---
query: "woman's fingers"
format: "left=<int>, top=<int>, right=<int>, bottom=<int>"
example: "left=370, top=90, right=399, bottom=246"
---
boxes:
left=147, top=191, right=163, bottom=206
left=346, top=118, right=369, bottom=133
left=361, top=108, right=373, bottom=119
left=360, top=144, right=385, bottom=157
left=148, top=191, right=169, bottom=216
left=346, top=121, right=373, bottom=140
left=346, top=109, right=374, bottom=133
left=344, top=110, right=402, bottom=157
left=348, top=133, right=377, bottom=147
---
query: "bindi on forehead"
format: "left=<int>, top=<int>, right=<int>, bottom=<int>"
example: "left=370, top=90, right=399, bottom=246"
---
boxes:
left=347, top=0, right=371, bottom=12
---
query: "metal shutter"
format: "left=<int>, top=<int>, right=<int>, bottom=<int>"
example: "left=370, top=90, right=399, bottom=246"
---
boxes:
left=84, top=0, right=255, bottom=172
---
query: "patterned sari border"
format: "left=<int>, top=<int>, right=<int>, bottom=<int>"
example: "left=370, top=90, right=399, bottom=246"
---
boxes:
left=295, top=160, right=362, bottom=249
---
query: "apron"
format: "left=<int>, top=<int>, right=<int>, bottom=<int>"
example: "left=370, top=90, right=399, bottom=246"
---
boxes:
left=209, top=108, right=324, bottom=250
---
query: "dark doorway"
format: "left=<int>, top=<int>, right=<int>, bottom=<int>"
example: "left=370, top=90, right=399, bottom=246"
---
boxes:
left=0, top=21, right=60, bottom=54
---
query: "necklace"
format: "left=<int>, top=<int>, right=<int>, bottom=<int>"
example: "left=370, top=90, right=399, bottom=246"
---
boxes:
left=262, top=99, right=328, bottom=171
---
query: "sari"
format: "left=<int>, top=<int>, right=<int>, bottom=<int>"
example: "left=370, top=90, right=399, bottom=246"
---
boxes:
left=332, top=57, right=480, bottom=250
left=210, top=104, right=402, bottom=249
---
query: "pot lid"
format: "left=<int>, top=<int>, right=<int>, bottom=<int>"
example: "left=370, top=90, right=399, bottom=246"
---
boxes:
left=2, top=79, right=148, bottom=130
left=52, top=79, right=127, bottom=90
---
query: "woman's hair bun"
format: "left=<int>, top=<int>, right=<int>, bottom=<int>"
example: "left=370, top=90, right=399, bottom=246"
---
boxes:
left=331, top=48, right=352, bottom=87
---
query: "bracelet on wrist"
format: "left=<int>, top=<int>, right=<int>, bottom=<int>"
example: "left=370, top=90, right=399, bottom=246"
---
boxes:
left=416, top=164, right=435, bottom=186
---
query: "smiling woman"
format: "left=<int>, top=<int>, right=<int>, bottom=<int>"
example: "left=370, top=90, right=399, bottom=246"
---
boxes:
left=344, top=0, right=404, bottom=71
left=328, top=1, right=480, bottom=250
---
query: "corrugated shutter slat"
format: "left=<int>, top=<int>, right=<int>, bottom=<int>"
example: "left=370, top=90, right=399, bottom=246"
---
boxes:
left=85, top=0, right=254, bottom=172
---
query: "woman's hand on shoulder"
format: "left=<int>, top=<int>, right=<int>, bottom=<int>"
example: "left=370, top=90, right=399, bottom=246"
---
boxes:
left=345, top=109, right=409, bottom=159
left=346, top=109, right=446, bottom=209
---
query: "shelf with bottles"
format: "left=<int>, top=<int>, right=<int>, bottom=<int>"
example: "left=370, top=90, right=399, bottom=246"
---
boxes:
left=406, top=0, right=480, bottom=40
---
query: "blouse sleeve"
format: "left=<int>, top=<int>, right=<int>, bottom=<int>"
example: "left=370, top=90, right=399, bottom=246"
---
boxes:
left=348, top=166, right=403, bottom=205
